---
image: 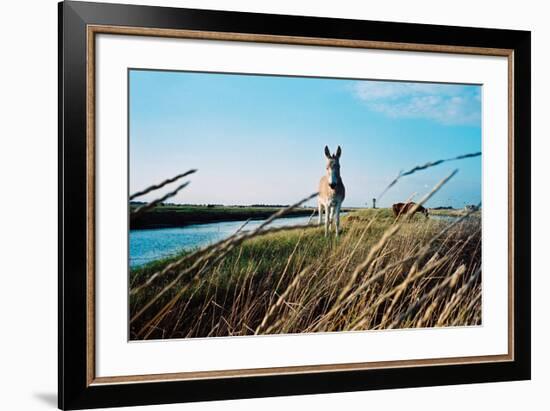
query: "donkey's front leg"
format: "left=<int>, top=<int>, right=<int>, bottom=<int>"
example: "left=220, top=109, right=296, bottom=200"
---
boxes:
left=334, top=204, right=341, bottom=237
left=324, top=204, right=330, bottom=237
left=318, top=202, right=323, bottom=226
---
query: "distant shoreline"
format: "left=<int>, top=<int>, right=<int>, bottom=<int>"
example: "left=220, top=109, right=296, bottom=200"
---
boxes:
left=130, top=205, right=321, bottom=230
left=429, top=209, right=479, bottom=217
left=130, top=205, right=472, bottom=229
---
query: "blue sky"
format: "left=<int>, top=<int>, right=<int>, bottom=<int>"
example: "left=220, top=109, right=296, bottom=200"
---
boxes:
left=129, top=69, right=481, bottom=208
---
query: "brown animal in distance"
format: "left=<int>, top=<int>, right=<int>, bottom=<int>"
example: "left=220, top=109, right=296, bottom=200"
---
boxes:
left=392, top=202, right=429, bottom=219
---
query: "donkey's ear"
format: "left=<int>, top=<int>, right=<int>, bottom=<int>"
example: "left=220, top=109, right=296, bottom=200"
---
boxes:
left=336, top=146, right=342, bottom=159
left=324, top=146, right=331, bottom=159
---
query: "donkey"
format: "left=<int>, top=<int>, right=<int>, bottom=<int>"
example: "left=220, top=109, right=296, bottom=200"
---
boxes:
left=318, top=145, right=346, bottom=237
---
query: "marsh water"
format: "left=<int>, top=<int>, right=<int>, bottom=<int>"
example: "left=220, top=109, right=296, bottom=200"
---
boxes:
left=129, top=215, right=314, bottom=268
left=430, top=214, right=463, bottom=222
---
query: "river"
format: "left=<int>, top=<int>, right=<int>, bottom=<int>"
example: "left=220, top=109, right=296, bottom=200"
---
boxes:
left=130, top=214, right=315, bottom=268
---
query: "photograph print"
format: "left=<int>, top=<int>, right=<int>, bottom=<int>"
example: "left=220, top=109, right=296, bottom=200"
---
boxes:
left=128, top=69, right=482, bottom=341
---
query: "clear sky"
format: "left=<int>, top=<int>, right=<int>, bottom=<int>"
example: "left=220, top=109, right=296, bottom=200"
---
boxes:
left=129, top=69, right=481, bottom=208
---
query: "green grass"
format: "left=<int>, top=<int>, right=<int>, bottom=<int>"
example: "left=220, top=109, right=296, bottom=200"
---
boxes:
left=130, top=208, right=481, bottom=340
left=429, top=208, right=481, bottom=217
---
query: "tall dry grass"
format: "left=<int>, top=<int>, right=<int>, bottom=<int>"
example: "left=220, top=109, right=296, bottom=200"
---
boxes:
left=129, top=160, right=482, bottom=340
left=129, top=208, right=481, bottom=339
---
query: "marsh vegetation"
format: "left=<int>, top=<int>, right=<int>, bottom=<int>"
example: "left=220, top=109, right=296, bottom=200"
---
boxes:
left=129, top=207, right=481, bottom=340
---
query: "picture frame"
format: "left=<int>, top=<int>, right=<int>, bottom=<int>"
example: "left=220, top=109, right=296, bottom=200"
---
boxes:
left=58, top=1, right=531, bottom=409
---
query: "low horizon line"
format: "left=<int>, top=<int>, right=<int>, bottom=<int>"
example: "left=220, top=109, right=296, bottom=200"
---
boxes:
left=129, top=201, right=479, bottom=209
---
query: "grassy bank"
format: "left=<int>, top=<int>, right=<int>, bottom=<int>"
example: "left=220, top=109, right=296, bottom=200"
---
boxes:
left=130, top=204, right=320, bottom=229
left=130, top=207, right=481, bottom=340
left=429, top=209, right=481, bottom=217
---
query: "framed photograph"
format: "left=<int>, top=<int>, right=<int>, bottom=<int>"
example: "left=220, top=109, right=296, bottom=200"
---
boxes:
left=58, top=1, right=531, bottom=409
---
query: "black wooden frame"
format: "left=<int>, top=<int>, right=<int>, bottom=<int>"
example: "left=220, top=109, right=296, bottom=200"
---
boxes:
left=59, top=1, right=531, bottom=409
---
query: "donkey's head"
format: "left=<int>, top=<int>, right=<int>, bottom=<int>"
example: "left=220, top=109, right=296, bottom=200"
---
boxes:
left=324, top=145, right=342, bottom=189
